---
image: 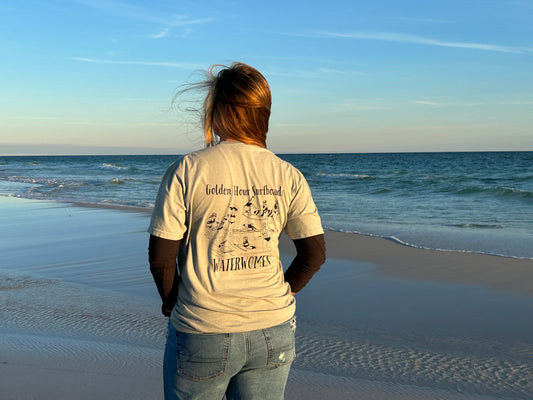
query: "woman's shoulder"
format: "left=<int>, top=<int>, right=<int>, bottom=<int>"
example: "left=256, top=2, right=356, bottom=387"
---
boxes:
left=173, top=143, right=302, bottom=176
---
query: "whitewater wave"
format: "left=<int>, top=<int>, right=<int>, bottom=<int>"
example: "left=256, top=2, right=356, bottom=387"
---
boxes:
left=451, top=223, right=505, bottom=229
left=318, top=172, right=374, bottom=179
left=322, top=227, right=533, bottom=260
left=456, top=186, right=533, bottom=200
left=108, top=178, right=140, bottom=185
left=101, top=163, right=128, bottom=171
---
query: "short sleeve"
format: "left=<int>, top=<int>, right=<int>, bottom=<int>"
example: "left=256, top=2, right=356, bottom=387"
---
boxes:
left=148, top=159, right=188, bottom=241
left=284, top=170, right=324, bottom=240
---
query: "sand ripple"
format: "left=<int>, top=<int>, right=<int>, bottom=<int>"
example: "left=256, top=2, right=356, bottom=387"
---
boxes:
left=2, top=274, right=532, bottom=399
left=294, top=319, right=533, bottom=399
left=1, top=274, right=166, bottom=347
left=1, top=333, right=162, bottom=375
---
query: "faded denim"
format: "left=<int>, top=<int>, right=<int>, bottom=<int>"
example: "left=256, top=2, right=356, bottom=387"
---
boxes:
left=164, top=318, right=296, bottom=400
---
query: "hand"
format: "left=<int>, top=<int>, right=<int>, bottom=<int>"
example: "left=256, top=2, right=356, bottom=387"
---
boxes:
left=162, top=305, right=173, bottom=317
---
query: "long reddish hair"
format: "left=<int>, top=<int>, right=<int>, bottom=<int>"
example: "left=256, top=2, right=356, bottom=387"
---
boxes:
left=200, top=63, right=271, bottom=147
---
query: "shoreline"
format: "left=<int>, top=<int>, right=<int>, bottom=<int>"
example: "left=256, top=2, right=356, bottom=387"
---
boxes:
left=281, top=229, right=533, bottom=297
left=5, top=193, right=533, bottom=260
left=3, top=195, right=533, bottom=295
left=71, top=198, right=533, bottom=261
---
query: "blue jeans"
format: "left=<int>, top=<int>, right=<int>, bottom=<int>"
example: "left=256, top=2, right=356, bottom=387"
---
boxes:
left=163, top=318, right=296, bottom=400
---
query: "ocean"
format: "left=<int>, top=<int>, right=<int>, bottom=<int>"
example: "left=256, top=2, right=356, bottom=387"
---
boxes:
left=1, top=151, right=532, bottom=259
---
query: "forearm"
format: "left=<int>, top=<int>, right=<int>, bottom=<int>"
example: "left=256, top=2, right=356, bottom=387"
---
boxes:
left=284, top=234, right=326, bottom=293
left=148, top=234, right=180, bottom=316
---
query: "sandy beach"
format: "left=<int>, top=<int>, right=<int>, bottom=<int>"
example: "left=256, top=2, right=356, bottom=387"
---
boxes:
left=1, top=196, right=532, bottom=399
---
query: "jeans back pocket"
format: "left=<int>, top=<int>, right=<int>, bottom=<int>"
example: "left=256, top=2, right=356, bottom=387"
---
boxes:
left=263, top=319, right=296, bottom=367
left=176, top=331, right=230, bottom=380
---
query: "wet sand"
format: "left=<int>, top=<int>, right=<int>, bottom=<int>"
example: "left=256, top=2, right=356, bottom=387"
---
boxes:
left=1, top=197, right=532, bottom=399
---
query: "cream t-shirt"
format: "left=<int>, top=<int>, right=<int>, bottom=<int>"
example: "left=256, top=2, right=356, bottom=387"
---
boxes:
left=148, top=141, right=323, bottom=333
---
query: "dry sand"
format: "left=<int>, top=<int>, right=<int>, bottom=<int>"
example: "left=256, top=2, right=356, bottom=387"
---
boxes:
left=1, top=197, right=532, bottom=399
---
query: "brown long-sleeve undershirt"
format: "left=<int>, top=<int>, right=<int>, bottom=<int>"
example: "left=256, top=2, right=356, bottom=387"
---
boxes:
left=284, top=234, right=326, bottom=293
left=148, top=233, right=326, bottom=317
left=148, top=235, right=180, bottom=317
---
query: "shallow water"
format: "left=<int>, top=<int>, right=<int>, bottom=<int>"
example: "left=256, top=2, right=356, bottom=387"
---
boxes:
left=1, top=197, right=154, bottom=298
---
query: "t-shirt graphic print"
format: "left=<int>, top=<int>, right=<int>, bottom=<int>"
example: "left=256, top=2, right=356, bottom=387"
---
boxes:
left=206, top=192, right=281, bottom=272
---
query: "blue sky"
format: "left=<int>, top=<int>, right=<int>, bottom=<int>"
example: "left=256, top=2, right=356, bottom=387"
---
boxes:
left=1, top=0, right=532, bottom=154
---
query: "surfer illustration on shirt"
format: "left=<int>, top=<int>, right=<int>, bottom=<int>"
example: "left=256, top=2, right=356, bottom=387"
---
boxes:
left=206, top=194, right=279, bottom=256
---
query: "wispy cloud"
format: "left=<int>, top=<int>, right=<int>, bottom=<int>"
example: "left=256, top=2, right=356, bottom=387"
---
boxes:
left=76, top=0, right=167, bottom=24
left=300, top=31, right=532, bottom=54
left=264, top=67, right=363, bottom=79
left=499, top=101, right=533, bottom=105
left=72, top=57, right=202, bottom=69
left=414, top=100, right=485, bottom=107
left=76, top=0, right=213, bottom=39
left=5, top=116, right=62, bottom=120
left=414, top=100, right=441, bottom=106
left=393, top=17, right=453, bottom=24
left=77, top=0, right=210, bottom=25
left=147, top=16, right=213, bottom=39
left=149, top=28, right=169, bottom=39
left=125, top=97, right=169, bottom=102
left=335, top=100, right=389, bottom=111
left=333, top=99, right=487, bottom=111
left=167, top=15, right=213, bottom=27
left=276, top=123, right=314, bottom=127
